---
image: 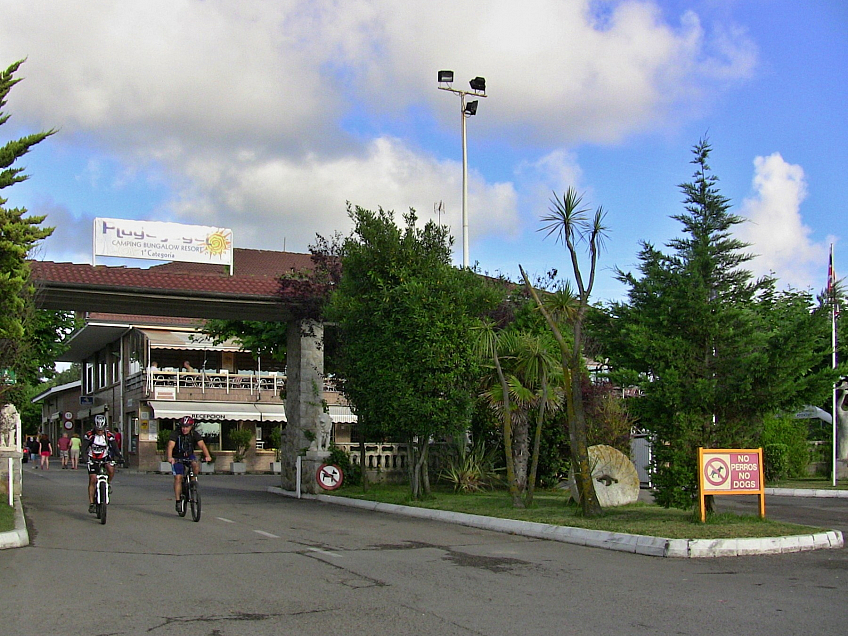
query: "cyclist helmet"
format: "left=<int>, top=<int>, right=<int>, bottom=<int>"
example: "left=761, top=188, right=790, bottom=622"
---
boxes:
left=93, top=415, right=106, bottom=431
left=180, top=416, right=195, bottom=428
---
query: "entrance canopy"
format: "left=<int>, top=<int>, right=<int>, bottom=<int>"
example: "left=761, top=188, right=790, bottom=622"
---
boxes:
left=149, top=401, right=287, bottom=422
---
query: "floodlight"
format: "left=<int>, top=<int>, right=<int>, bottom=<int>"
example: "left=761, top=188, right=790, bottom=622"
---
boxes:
left=438, top=70, right=454, bottom=83
left=463, top=100, right=478, bottom=116
left=469, top=76, right=486, bottom=93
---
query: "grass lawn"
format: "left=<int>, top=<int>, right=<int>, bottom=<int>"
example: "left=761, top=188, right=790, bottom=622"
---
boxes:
left=0, top=501, right=15, bottom=533
left=328, top=483, right=825, bottom=540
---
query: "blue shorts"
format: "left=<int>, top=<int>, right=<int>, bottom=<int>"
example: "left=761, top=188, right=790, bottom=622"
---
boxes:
left=172, top=456, right=196, bottom=475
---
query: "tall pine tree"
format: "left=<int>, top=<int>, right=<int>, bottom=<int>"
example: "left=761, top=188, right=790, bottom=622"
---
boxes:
left=0, top=59, right=56, bottom=403
left=600, top=139, right=833, bottom=509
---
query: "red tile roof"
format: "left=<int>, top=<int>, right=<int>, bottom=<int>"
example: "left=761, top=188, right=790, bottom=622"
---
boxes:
left=29, top=249, right=317, bottom=299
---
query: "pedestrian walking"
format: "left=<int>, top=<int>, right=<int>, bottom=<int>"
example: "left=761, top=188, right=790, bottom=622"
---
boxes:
left=57, top=432, right=72, bottom=469
left=69, top=433, right=81, bottom=469
left=39, top=433, right=52, bottom=470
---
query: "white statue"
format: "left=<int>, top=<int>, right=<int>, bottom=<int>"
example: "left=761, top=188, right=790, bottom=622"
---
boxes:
left=837, top=380, right=848, bottom=461
left=317, top=412, right=333, bottom=452
left=1, top=403, right=20, bottom=450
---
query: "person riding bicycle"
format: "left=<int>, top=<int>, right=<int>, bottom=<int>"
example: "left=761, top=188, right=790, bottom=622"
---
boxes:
left=166, top=416, right=211, bottom=513
left=81, top=417, right=121, bottom=514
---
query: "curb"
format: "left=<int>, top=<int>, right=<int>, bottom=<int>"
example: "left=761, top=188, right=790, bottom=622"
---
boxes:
left=0, top=496, right=30, bottom=550
left=267, top=486, right=844, bottom=558
left=767, top=487, right=848, bottom=498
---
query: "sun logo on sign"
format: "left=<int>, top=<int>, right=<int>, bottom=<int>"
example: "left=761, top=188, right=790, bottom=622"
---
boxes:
left=204, top=230, right=232, bottom=257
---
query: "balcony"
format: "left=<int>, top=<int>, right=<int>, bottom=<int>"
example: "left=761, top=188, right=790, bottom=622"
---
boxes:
left=147, top=368, right=285, bottom=399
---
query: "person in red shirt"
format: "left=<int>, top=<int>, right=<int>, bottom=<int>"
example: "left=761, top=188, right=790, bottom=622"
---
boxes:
left=57, top=432, right=72, bottom=469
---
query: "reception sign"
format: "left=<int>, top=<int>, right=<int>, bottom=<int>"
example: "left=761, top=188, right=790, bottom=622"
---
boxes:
left=698, top=447, right=765, bottom=522
left=94, top=218, right=233, bottom=269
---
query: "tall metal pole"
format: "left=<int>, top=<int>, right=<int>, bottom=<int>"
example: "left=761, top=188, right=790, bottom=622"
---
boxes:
left=460, top=93, right=469, bottom=269
left=438, top=72, right=486, bottom=269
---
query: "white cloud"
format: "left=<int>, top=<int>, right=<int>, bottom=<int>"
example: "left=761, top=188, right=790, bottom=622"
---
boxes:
left=737, top=153, right=832, bottom=289
left=1, top=1, right=756, bottom=265
left=163, top=136, right=518, bottom=258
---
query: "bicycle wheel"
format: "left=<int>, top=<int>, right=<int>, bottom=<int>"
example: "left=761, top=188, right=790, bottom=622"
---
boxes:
left=190, top=479, right=201, bottom=522
left=98, top=480, right=108, bottom=525
left=178, top=487, right=188, bottom=517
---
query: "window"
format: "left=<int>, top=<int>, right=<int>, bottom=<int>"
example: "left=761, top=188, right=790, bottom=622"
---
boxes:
left=195, top=420, right=221, bottom=452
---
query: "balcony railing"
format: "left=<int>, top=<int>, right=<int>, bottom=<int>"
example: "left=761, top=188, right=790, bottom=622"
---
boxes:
left=147, top=368, right=285, bottom=395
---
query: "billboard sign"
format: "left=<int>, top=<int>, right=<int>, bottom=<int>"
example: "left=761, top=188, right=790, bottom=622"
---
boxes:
left=94, top=218, right=233, bottom=267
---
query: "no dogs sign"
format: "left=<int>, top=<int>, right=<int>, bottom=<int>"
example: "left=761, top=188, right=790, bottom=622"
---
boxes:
left=698, top=448, right=765, bottom=522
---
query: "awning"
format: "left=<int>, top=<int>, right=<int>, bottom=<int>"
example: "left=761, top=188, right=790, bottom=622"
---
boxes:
left=140, top=329, right=242, bottom=352
left=328, top=405, right=357, bottom=423
left=149, top=401, right=287, bottom=422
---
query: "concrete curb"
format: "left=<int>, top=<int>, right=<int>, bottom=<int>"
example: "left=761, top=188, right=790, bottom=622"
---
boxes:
left=0, top=496, right=30, bottom=550
left=267, top=486, right=844, bottom=558
left=767, top=487, right=848, bottom=498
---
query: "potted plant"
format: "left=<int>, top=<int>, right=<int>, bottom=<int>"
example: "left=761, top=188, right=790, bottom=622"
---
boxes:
left=268, top=426, right=282, bottom=473
left=157, top=428, right=173, bottom=473
left=228, top=427, right=253, bottom=474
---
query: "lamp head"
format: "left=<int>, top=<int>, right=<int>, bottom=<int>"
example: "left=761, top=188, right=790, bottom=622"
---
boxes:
left=464, top=100, right=478, bottom=116
left=469, top=76, right=486, bottom=93
left=438, top=70, right=454, bottom=84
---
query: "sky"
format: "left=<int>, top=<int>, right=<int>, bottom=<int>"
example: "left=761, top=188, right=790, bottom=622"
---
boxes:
left=2, top=0, right=845, bottom=304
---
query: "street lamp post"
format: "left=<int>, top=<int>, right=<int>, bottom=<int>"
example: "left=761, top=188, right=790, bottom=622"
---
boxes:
left=437, top=71, right=487, bottom=269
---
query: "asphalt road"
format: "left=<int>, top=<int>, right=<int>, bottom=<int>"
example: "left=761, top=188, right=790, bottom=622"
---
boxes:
left=3, top=467, right=847, bottom=636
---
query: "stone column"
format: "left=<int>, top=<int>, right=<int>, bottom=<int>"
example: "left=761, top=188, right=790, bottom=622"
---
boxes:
left=280, top=319, right=328, bottom=493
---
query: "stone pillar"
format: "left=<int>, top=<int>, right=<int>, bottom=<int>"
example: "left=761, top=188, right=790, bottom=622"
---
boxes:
left=280, top=319, right=327, bottom=493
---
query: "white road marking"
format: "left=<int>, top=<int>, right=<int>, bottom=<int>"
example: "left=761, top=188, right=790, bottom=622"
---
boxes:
left=254, top=530, right=281, bottom=539
left=216, top=517, right=235, bottom=523
left=307, top=547, right=341, bottom=558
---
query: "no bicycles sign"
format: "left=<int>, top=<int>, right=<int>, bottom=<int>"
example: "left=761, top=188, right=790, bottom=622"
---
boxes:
left=697, top=448, right=765, bottom=522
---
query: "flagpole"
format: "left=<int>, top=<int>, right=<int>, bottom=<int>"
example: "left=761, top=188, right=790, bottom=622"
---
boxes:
left=830, top=244, right=838, bottom=486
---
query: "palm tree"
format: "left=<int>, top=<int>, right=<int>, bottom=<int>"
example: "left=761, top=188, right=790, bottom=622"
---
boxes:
left=473, top=320, right=522, bottom=507
left=512, top=332, right=563, bottom=506
left=520, top=187, right=608, bottom=517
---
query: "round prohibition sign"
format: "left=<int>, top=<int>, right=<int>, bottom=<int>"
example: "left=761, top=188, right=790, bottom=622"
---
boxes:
left=316, top=463, right=344, bottom=490
left=704, top=457, right=729, bottom=487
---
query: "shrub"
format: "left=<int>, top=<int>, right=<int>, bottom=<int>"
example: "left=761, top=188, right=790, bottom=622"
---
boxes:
left=764, top=443, right=789, bottom=482
left=760, top=413, right=810, bottom=478
left=227, top=428, right=254, bottom=463
left=438, top=441, right=501, bottom=493
left=328, top=444, right=361, bottom=486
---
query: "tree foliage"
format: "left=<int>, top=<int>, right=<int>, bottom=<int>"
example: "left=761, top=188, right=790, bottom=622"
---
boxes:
left=595, top=139, right=835, bottom=509
left=327, top=204, right=503, bottom=498
left=0, top=59, right=60, bottom=406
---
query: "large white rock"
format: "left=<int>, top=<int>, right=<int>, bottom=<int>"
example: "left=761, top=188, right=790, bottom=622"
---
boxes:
left=570, top=444, right=640, bottom=507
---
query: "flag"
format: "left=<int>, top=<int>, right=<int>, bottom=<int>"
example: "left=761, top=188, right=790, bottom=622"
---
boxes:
left=827, top=246, right=834, bottom=295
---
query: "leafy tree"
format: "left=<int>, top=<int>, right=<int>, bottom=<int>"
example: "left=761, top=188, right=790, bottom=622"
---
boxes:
left=597, top=139, right=835, bottom=510
left=520, top=187, right=608, bottom=517
left=327, top=204, right=503, bottom=498
left=0, top=59, right=57, bottom=405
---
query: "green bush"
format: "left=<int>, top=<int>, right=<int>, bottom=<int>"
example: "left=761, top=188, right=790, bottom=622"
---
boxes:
left=760, top=414, right=810, bottom=478
left=328, top=444, right=361, bottom=486
left=227, top=428, right=254, bottom=463
left=764, top=443, right=789, bottom=482
left=438, top=441, right=501, bottom=493
left=156, top=428, right=172, bottom=458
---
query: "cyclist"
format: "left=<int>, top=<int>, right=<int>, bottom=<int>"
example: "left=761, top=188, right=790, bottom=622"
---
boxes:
left=166, top=416, right=212, bottom=514
left=81, top=417, right=121, bottom=514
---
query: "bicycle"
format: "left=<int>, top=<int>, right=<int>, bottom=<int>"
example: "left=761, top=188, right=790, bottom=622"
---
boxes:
left=175, top=458, right=201, bottom=522
left=90, top=459, right=114, bottom=525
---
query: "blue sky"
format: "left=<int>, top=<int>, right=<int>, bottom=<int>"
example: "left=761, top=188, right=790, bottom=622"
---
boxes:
left=2, top=0, right=845, bottom=303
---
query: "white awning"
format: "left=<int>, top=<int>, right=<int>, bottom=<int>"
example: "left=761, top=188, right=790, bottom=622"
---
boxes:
left=148, top=401, right=354, bottom=423
left=149, top=401, right=287, bottom=422
left=140, top=329, right=242, bottom=352
left=328, top=405, right=357, bottom=423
